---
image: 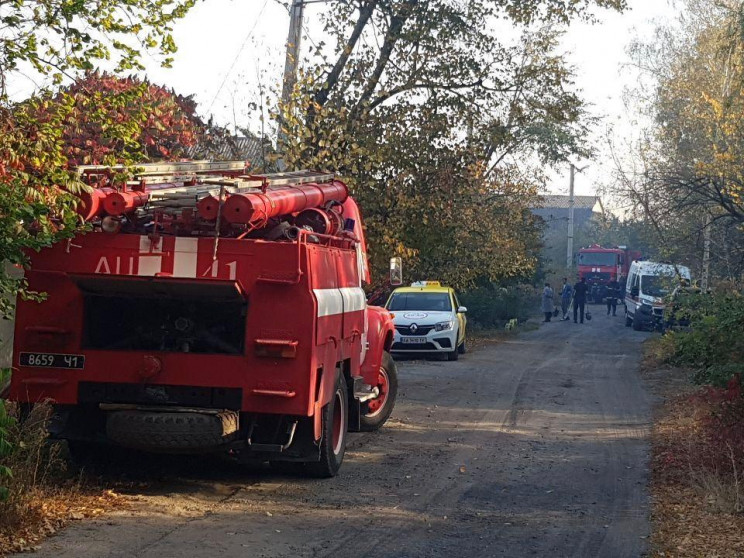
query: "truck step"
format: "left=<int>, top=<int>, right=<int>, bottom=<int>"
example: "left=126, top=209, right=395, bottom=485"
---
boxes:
left=246, top=420, right=298, bottom=453
left=247, top=443, right=287, bottom=453
left=352, top=377, right=380, bottom=403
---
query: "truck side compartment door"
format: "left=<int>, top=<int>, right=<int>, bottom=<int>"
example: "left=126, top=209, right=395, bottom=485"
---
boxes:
left=311, top=247, right=343, bottom=347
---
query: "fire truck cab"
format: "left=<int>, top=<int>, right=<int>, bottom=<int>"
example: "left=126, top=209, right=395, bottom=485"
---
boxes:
left=577, top=244, right=641, bottom=304
left=9, top=163, right=398, bottom=477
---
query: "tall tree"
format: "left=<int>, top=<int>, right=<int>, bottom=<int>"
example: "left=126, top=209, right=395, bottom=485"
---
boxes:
left=278, top=0, right=624, bottom=287
left=619, top=0, right=744, bottom=281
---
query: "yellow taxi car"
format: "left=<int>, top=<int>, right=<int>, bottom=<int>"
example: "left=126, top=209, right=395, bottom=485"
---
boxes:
left=384, top=281, right=467, bottom=361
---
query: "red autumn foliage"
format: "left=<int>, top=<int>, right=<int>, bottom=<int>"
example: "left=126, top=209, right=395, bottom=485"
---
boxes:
left=38, top=72, right=208, bottom=166
left=656, top=376, right=744, bottom=485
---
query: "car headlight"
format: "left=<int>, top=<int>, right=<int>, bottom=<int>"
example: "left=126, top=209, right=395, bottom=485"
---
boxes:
left=435, top=320, right=454, bottom=331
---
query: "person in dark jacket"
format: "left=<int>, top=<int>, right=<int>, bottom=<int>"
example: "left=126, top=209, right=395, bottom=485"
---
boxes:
left=573, top=277, right=588, bottom=324
left=606, top=279, right=620, bottom=316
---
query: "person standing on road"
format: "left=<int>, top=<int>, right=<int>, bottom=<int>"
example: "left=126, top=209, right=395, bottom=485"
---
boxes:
left=606, top=279, right=620, bottom=316
left=573, top=277, right=588, bottom=324
left=560, top=277, right=573, bottom=319
left=542, top=283, right=555, bottom=323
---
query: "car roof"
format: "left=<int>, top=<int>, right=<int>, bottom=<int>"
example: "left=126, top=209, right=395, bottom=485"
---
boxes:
left=630, top=261, right=691, bottom=277
left=391, top=286, right=453, bottom=294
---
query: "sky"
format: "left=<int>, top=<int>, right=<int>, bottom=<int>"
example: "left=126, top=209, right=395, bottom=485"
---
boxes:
left=549, top=0, right=679, bottom=199
left=12, top=0, right=681, bottom=200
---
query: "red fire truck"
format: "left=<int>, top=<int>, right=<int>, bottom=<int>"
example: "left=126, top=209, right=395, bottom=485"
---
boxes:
left=8, top=162, right=397, bottom=477
left=577, top=244, right=641, bottom=304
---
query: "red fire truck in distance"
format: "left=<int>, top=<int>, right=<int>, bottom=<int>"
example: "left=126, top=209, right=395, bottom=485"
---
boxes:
left=9, top=162, right=397, bottom=477
left=577, top=244, right=641, bottom=304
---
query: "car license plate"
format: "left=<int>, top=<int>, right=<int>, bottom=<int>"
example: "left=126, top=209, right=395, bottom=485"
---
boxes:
left=401, top=337, right=427, bottom=344
left=19, top=352, right=85, bottom=369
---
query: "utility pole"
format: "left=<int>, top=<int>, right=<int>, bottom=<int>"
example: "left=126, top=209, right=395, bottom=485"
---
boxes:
left=702, top=212, right=711, bottom=291
left=279, top=0, right=305, bottom=146
left=567, top=164, right=576, bottom=270
left=566, top=163, right=589, bottom=270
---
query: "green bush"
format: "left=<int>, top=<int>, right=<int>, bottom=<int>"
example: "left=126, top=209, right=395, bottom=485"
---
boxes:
left=663, top=292, right=744, bottom=386
left=692, top=363, right=744, bottom=388
left=459, top=284, right=538, bottom=329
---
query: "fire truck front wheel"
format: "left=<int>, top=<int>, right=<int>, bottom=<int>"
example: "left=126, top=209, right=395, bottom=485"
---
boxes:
left=359, top=352, right=398, bottom=432
left=306, top=372, right=348, bottom=478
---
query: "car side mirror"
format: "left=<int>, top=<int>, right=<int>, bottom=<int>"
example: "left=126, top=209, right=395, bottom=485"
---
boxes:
left=457, top=306, right=467, bottom=313
left=389, top=257, right=403, bottom=286
left=631, top=286, right=639, bottom=297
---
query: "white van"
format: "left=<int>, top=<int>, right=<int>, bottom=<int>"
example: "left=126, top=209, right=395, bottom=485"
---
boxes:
left=625, top=261, right=692, bottom=331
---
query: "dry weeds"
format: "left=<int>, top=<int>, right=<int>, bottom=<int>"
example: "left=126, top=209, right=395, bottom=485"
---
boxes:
left=0, top=404, right=127, bottom=555
left=643, top=340, right=744, bottom=557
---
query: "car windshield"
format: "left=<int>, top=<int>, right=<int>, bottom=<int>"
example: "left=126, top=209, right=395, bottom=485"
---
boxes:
left=578, top=252, right=617, bottom=266
left=641, top=275, right=675, bottom=297
left=387, top=292, right=452, bottom=312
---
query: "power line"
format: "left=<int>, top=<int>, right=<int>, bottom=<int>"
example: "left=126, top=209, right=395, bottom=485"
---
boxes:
left=207, top=0, right=270, bottom=113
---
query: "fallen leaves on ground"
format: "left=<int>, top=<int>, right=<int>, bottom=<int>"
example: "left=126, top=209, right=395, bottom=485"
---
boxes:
left=652, top=484, right=744, bottom=557
left=0, top=487, right=127, bottom=555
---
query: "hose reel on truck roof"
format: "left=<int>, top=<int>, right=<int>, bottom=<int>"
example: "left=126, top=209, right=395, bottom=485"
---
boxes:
left=74, top=162, right=350, bottom=241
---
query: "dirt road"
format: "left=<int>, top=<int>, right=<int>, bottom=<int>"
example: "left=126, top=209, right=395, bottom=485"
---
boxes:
left=26, top=313, right=652, bottom=558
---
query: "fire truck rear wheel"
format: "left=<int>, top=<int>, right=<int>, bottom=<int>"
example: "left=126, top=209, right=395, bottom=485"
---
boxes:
left=306, top=372, right=348, bottom=478
left=359, top=352, right=398, bottom=432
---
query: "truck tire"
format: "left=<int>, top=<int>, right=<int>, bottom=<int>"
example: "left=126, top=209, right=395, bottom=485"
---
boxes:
left=632, top=314, right=644, bottom=331
left=360, top=352, right=398, bottom=432
left=306, top=372, right=348, bottom=478
left=625, top=312, right=633, bottom=327
left=106, top=410, right=238, bottom=453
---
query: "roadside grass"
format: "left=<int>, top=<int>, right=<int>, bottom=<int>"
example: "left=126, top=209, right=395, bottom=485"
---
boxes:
left=643, top=337, right=744, bottom=557
left=0, top=403, right=125, bottom=555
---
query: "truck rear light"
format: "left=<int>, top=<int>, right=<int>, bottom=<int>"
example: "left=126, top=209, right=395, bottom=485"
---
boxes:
left=254, top=339, right=298, bottom=358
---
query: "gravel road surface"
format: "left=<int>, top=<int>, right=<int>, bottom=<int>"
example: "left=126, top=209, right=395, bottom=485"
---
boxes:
left=24, top=313, right=652, bottom=558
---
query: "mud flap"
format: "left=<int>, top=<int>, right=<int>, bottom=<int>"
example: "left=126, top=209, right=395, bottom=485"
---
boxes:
left=347, top=376, right=362, bottom=433
left=314, top=352, right=339, bottom=441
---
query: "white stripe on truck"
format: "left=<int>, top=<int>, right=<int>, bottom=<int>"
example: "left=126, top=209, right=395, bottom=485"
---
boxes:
left=138, top=235, right=163, bottom=276
left=314, top=287, right=366, bottom=317
left=172, top=237, right=199, bottom=278
left=339, top=287, right=367, bottom=313
left=314, top=289, right=344, bottom=317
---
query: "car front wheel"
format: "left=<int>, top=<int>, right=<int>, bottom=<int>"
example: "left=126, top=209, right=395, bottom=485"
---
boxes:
left=446, top=330, right=460, bottom=361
